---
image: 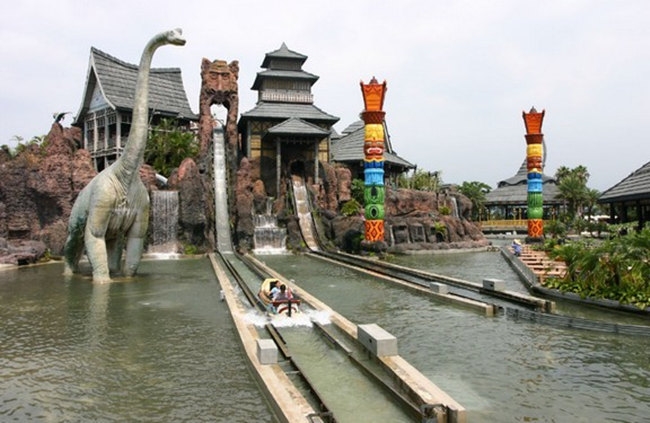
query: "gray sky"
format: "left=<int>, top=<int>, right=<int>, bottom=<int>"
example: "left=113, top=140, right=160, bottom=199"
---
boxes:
left=2, top=0, right=649, bottom=191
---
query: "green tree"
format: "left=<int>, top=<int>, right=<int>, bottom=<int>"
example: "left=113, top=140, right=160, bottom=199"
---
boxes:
left=458, top=181, right=491, bottom=220
left=350, top=178, right=365, bottom=205
left=398, top=169, right=442, bottom=191
left=554, top=165, right=592, bottom=221
left=145, top=118, right=198, bottom=177
left=584, top=188, right=602, bottom=221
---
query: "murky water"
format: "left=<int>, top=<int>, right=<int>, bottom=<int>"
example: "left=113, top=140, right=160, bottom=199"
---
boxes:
left=3, top=250, right=650, bottom=422
left=0, top=259, right=274, bottom=422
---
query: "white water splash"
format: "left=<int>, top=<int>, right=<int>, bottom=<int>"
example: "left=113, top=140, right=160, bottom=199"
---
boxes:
left=242, top=308, right=331, bottom=328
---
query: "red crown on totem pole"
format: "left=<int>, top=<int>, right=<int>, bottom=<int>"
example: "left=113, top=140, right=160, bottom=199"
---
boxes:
left=360, top=77, right=387, bottom=112
left=522, top=107, right=545, bottom=135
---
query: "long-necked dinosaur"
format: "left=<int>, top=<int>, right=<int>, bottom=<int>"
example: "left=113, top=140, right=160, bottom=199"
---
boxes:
left=64, top=28, right=186, bottom=283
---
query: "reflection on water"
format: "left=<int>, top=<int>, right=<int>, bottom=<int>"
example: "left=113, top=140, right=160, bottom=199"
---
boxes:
left=261, top=252, right=650, bottom=422
left=0, top=259, right=274, bottom=422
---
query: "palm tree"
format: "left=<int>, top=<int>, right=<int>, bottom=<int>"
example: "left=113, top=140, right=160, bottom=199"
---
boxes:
left=458, top=181, right=491, bottom=220
left=556, top=174, right=588, bottom=219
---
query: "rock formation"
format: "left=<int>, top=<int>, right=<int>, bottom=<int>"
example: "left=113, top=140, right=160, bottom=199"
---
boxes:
left=0, top=122, right=93, bottom=263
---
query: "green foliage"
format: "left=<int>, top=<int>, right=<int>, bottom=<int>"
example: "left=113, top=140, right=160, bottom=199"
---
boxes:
left=554, top=165, right=599, bottom=221
left=183, top=244, right=201, bottom=255
left=546, top=227, right=650, bottom=309
left=145, top=118, right=198, bottom=177
left=439, top=205, right=451, bottom=216
left=341, top=199, right=362, bottom=217
left=4, top=135, right=47, bottom=158
left=350, top=178, right=365, bottom=205
left=458, top=181, right=491, bottom=220
left=545, top=218, right=567, bottom=239
left=397, top=169, right=442, bottom=191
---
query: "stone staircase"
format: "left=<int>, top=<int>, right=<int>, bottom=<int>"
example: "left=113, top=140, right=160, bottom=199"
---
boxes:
left=515, top=244, right=567, bottom=285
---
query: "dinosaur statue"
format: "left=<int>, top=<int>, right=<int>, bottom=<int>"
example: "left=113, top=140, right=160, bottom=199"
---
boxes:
left=63, top=28, right=186, bottom=283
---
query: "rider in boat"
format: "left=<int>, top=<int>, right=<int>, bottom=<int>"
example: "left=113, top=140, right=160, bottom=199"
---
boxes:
left=258, top=278, right=280, bottom=312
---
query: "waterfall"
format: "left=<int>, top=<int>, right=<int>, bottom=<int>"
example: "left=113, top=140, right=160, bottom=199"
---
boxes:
left=450, top=196, right=460, bottom=219
left=253, top=198, right=287, bottom=254
left=149, top=190, right=179, bottom=255
left=213, top=125, right=232, bottom=252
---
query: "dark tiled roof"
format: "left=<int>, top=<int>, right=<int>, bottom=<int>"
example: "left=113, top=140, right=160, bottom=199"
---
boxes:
left=330, top=121, right=415, bottom=169
left=340, top=120, right=364, bottom=135
left=251, top=69, right=319, bottom=90
left=240, top=102, right=339, bottom=124
left=266, top=117, right=330, bottom=136
left=75, top=47, right=196, bottom=122
left=261, top=42, right=307, bottom=68
left=485, top=160, right=561, bottom=205
left=599, top=161, right=650, bottom=203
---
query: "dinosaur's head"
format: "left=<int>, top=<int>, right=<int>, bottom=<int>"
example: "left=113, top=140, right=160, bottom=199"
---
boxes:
left=165, top=28, right=186, bottom=46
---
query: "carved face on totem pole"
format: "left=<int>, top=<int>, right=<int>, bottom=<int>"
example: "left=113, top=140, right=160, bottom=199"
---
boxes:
left=364, top=140, right=385, bottom=160
left=200, top=59, right=239, bottom=105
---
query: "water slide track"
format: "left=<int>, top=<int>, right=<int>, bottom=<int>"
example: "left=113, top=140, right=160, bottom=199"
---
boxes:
left=213, top=126, right=233, bottom=253
left=285, top=171, right=650, bottom=335
left=306, top=249, right=650, bottom=336
left=217, top=251, right=444, bottom=421
left=290, top=175, right=322, bottom=251
left=213, top=252, right=336, bottom=421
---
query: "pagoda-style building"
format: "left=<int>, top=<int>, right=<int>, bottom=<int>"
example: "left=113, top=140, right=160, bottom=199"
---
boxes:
left=331, top=120, right=415, bottom=185
left=599, top=161, right=650, bottom=230
left=73, top=47, right=197, bottom=171
left=483, top=160, right=562, bottom=232
left=238, top=43, right=339, bottom=197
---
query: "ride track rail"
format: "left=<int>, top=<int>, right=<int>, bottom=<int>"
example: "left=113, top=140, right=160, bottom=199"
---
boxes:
left=215, top=251, right=444, bottom=422
left=235, top=252, right=436, bottom=421
left=305, top=248, right=650, bottom=337
left=213, top=252, right=336, bottom=422
left=308, top=249, right=554, bottom=313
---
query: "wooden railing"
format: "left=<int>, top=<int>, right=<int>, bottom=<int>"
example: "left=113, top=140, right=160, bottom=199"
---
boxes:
left=476, top=219, right=528, bottom=232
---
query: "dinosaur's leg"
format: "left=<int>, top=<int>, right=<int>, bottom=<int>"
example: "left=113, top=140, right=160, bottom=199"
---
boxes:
left=85, top=212, right=111, bottom=283
left=64, top=191, right=90, bottom=276
left=106, top=237, right=123, bottom=275
left=123, top=209, right=149, bottom=277
left=63, top=229, right=85, bottom=276
left=123, top=237, right=145, bottom=277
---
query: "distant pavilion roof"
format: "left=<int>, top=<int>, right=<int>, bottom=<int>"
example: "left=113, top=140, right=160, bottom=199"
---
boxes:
left=599, top=161, right=650, bottom=203
left=251, top=69, right=319, bottom=90
left=331, top=120, right=415, bottom=169
left=73, top=47, right=196, bottom=125
left=485, top=160, right=561, bottom=205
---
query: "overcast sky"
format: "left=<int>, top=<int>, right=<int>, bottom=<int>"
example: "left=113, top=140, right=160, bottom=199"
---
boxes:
left=2, top=1, right=649, bottom=191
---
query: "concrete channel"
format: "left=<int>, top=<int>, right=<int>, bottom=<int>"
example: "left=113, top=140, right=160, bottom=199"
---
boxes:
left=209, top=253, right=467, bottom=422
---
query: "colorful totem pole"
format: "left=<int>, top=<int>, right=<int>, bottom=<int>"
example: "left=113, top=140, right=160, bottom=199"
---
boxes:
left=522, top=107, right=545, bottom=241
left=360, top=77, right=387, bottom=243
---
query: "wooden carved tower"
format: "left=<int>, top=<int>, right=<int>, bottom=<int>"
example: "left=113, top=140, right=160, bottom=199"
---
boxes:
left=360, top=77, right=388, bottom=243
left=523, top=107, right=545, bottom=241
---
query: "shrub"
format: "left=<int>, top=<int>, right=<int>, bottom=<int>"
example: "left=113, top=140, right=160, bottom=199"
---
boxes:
left=341, top=199, right=362, bottom=217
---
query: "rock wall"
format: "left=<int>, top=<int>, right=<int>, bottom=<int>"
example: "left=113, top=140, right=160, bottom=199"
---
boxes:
left=0, top=123, right=94, bottom=257
left=0, top=123, right=166, bottom=263
left=232, top=159, right=487, bottom=253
